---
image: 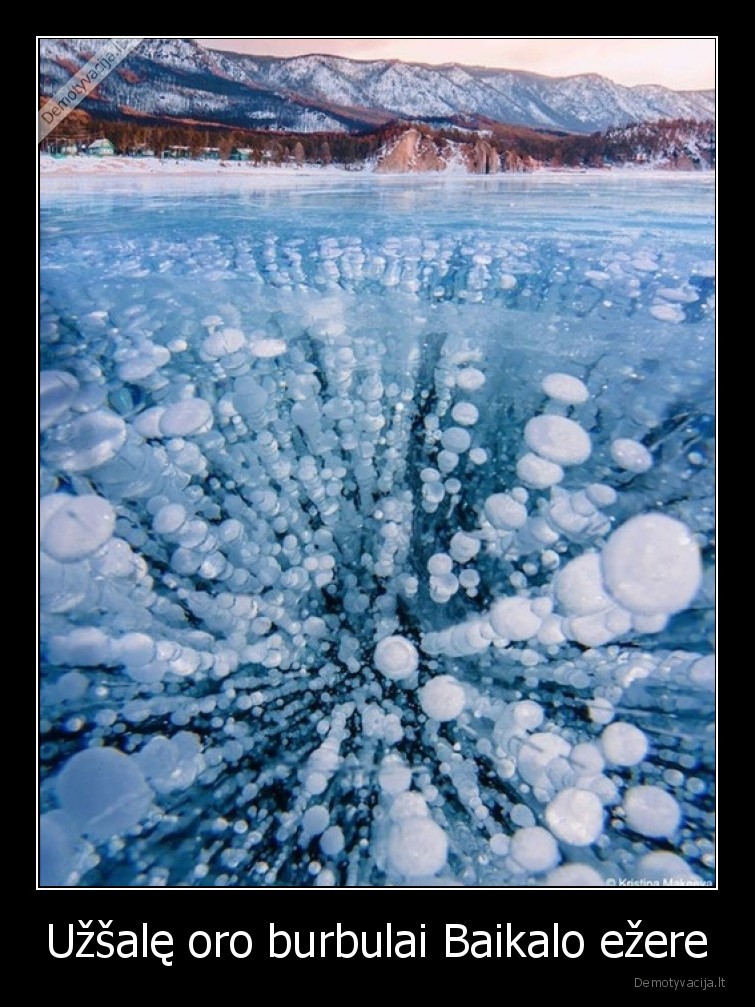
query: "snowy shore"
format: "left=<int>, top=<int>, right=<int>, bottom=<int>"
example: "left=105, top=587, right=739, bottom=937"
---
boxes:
left=39, top=153, right=349, bottom=178
left=39, top=153, right=712, bottom=181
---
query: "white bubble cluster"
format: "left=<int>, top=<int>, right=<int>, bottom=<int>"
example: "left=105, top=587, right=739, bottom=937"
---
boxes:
left=39, top=190, right=714, bottom=889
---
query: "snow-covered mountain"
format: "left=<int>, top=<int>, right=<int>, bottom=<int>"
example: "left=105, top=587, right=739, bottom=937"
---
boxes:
left=39, top=38, right=715, bottom=134
left=598, top=119, right=716, bottom=169
left=39, top=38, right=366, bottom=133
left=243, top=54, right=714, bottom=133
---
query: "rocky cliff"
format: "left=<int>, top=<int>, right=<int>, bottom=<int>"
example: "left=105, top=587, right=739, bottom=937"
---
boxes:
left=462, top=138, right=501, bottom=174
left=375, top=128, right=539, bottom=175
left=501, top=150, right=539, bottom=172
left=374, top=129, right=447, bottom=173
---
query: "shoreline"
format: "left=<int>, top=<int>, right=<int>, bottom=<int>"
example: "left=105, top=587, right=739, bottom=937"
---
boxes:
left=38, top=154, right=714, bottom=182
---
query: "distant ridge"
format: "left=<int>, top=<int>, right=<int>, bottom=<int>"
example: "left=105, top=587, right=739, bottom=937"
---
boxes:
left=39, top=38, right=715, bottom=135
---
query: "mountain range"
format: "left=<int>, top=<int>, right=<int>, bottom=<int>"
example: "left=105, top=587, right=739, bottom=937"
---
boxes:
left=39, top=38, right=715, bottom=136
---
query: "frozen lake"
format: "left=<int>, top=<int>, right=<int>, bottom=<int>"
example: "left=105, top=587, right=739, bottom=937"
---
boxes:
left=39, top=171, right=715, bottom=888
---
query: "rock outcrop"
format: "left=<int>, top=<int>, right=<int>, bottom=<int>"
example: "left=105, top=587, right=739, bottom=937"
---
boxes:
left=502, top=150, right=539, bottom=172
left=463, top=139, right=501, bottom=174
left=375, top=128, right=542, bottom=175
left=375, top=129, right=447, bottom=173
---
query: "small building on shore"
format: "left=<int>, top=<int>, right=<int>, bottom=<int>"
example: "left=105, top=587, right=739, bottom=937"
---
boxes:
left=86, top=138, right=115, bottom=157
left=231, top=148, right=255, bottom=162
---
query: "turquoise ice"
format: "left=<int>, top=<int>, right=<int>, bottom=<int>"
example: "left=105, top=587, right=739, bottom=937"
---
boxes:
left=39, top=172, right=715, bottom=887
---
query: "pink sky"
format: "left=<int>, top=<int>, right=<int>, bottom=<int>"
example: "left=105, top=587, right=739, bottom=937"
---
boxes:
left=195, top=37, right=716, bottom=90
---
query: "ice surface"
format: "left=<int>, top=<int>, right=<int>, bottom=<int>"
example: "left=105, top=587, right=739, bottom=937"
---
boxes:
left=39, top=174, right=714, bottom=888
